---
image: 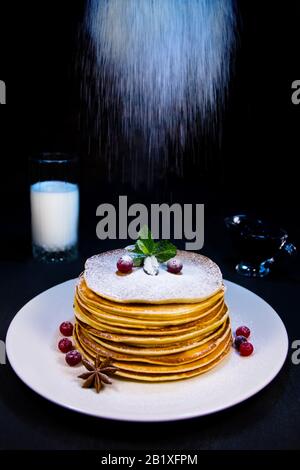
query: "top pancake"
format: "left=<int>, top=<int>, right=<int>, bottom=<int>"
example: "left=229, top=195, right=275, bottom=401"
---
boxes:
left=84, top=249, right=223, bottom=304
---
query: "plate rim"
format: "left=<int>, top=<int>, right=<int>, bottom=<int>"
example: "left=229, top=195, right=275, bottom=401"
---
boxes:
left=6, top=278, right=289, bottom=422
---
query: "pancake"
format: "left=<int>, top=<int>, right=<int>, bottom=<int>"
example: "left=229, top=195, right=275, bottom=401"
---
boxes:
left=74, top=295, right=225, bottom=328
left=74, top=296, right=224, bottom=334
left=114, top=335, right=232, bottom=375
left=115, top=344, right=232, bottom=382
left=72, top=249, right=232, bottom=383
left=77, top=276, right=225, bottom=318
left=78, top=307, right=228, bottom=348
left=73, top=323, right=232, bottom=381
left=74, top=319, right=231, bottom=365
left=84, top=249, right=223, bottom=304
left=74, top=302, right=225, bottom=336
left=74, top=296, right=226, bottom=336
left=78, top=313, right=229, bottom=356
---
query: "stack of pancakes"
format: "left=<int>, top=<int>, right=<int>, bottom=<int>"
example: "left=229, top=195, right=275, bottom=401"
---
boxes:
left=73, top=250, right=232, bottom=382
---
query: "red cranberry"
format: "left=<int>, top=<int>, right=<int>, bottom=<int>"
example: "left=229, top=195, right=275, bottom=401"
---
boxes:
left=58, top=338, right=73, bottom=353
left=234, top=335, right=248, bottom=350
left=236, top=326, right=251, bottom=338
left=65, top=350, right=82, bottom=366
left=59, top=321, right=73, bottom=337
left=117, top=255, right=134, bottom=273
left=239, top=342, right=254, bottom=357
left=167, top=258, right=183, bottom=274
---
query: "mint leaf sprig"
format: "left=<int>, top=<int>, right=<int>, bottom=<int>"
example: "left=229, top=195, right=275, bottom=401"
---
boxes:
left=126, top=226, right=177, bottom=272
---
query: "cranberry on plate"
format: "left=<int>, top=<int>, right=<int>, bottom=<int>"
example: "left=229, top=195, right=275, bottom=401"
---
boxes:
left=236, top=325, right=251, bottom=338
left=239, top=342, right=254, bottom=357
left=58, top=338, right=73, bottom=353
left=65, top=350, right=82, bottom=366
left=59, top=321, right=73, bottom=337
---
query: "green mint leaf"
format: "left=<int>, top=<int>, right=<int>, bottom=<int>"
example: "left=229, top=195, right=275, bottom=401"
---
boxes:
left=132, top=243, right=144, bottom=255
left=131, top=225, right=178, bottom=268
left=136, top=239, right=151, bottom=255
left=153, top=240, right=177, bottom=263
left=137, top=225, right=155, bottom=254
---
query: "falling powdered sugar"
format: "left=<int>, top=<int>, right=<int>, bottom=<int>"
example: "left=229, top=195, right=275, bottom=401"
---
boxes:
left=80, top=0, right=237, bottom=185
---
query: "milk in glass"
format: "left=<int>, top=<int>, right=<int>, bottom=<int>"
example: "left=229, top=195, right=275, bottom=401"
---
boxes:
left=30, top=180, right=79, bottom=252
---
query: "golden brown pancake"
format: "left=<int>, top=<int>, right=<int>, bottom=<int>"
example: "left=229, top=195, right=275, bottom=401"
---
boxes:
left=73, top=250, right=232, bottom=382
left=77, top=276, right=225, bottom=317
left=74, top=296, right=226, bottom=337
left=74, top=303, right=224, bottom=336
left=74, top=319, right=231, bottom=365
left=115, top=344, right=232, bottom=382
left=80, top=309, right=229, bottom=350
left=74, top=293, right=226, bottom=328
left=114, top=335, right=232, bottom=375
left=78, top=317, right=229, bottom=357
left=73, top=323, right=232, bottom=381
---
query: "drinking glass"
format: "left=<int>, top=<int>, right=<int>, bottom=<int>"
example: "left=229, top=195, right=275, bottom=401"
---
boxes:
left=30, top=153, right=79, bottom=263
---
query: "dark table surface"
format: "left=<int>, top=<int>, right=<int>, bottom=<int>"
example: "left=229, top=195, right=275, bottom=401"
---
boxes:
left=0, top=216, right=300, bottom=451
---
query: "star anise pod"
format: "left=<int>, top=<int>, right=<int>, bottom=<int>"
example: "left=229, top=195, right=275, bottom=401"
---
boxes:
left=78, top=355, right=118, bottom=393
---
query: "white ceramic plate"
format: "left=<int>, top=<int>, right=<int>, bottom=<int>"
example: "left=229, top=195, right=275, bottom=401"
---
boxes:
left=6, top=279, right=288, bottom=422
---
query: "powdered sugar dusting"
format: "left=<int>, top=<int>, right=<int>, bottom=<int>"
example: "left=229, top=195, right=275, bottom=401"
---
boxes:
left=84, top=250, right=223, bottom=304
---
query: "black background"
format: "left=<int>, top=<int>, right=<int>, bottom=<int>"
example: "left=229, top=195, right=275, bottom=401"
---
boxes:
left=0, top=0, right=300, bottom=451
left=1, top=0, right=300, bottom=252
left=1, top=1, right=300, bottom=234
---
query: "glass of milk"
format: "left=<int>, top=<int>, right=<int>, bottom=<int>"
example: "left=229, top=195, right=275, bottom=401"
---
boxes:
left=30, top=154, right=79, bottom=262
